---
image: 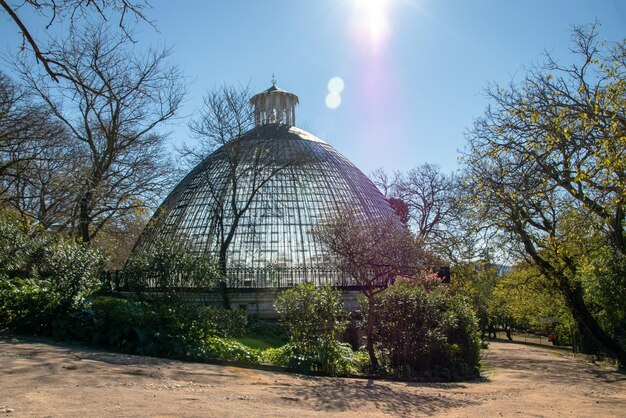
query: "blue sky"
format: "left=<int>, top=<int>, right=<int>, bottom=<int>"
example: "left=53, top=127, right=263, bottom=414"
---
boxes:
left=2, top=0, right=625, bottom=176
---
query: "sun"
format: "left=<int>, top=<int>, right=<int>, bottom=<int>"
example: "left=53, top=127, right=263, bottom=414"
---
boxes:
left=349, top=0, right=392, bottom=52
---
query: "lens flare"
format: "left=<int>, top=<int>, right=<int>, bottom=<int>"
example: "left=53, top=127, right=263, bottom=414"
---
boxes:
left=325, top=91, right=342, bottom=109
left=328, top=77, right=345, bottom=93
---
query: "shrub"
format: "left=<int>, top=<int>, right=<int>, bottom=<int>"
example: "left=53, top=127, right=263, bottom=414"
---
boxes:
left=367, top=280, right=481, bottom=379
left=85, top=296, right=253, bottom=362
left=89, top=297, right=194, bottom=357
left=196, top=305, right=247, bottom=338
left=36, top=238, right=106, bottom=310
left=0, top=217, right=31, bottom=277
left=260, top=340, right=357, bottom=375
left=201, top=337, right=260, bottom=363
left=274, top=283, right=347, bottom=344
left=0, top=240, right=104, bottom=333
left=273, top=284, right=351, bottom=375
left=352, top=349, right=371, bottom=373
left=0, top=216, right=105, bottom=333
left=89, top=296, right=152, bottom=351
left=0, top=277, right=58, bottom=332
left=123, top=240, right=221, bottom=297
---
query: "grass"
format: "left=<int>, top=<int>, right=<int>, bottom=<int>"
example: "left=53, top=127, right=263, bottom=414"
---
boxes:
left=236, top=334, right=287, bottom=350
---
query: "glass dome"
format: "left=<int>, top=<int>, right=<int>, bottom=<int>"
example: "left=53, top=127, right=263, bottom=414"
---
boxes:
left=133, top=85, right=396, bottom=275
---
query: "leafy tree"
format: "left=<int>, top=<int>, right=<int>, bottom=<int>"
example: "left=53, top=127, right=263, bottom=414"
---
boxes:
left=449, top=260, right=500, bottom=337
left=463, top=23, right=626, bottom=365
left=314, top=212, right=431, bottom=369
left=491, top=263, right=574, bottom=342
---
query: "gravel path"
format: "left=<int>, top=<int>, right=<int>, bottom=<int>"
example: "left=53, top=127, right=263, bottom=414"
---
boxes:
left=1, top=337, right=625, bottom=417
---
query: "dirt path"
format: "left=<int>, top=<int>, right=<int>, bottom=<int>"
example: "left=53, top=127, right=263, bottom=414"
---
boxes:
left=1, top=337, right=625, bottom=417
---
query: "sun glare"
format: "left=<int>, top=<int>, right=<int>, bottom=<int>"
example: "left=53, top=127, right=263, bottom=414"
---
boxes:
left=350, top=0, right=392, bottom=52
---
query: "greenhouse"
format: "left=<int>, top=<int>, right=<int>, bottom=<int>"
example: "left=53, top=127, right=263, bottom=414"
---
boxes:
left=133, top=82, right=397, bottom=287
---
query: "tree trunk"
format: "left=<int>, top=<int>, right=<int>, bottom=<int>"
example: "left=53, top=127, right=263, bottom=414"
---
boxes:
left=78, top=196, right=91, bottom=243
left=218, top=250, right=230, bottom=309
left=365, top=293, right=379, bottom=370
left=519, top=232, right=626, bottom=367
left=564, top=285, right=626, bottom=368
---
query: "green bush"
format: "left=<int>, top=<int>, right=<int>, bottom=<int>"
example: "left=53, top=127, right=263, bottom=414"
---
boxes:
left=89, top=296, right=152, bottom=351
left=196, top=305, right=247, bottom=338
left=273, top=284, right=352, bottom=375
left=0, top=216, right=105, bottom=333
left=0, top=277, right=58, bottom=332
left=260, top=340, right=357, bottom=375
left=352, top=349, right=371, bottom=373
left=367, top=279, right=481, bottom=379
left=123, top=239, right=221, bottom=297
left=84, top=296, right=253, bottom=361
left=274, top=283, right=347, bottom=343
left=201, top=337, right=260, bottom=363
left=36, top=238, right=106, bottom=309
left=50, top=306, right=98, bottom=341
left=0, top=218, right=31, bottom=277
left=0, top=238, right=104, bottom=333
left=88, top=297, right=199, bottom=357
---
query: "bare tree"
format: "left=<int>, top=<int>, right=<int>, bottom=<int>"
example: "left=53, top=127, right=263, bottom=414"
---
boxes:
left=0, top=73, right=58, bottom=182
left=370, top=167, right=399, bottom=199
left=0, top=72, right=76, bottom=231
left=372, top=164, right=480, bottom=262
left=186, top=84, right=313, bottom=307
left=314, top=212, right=432, bottom=369
left=16, top=25, right=185, bottom=244
left=2, top=135, right=78, bottom=232
left=394, top=164, right=461, bottom=240
left=1, top=0, right=153, bottom=85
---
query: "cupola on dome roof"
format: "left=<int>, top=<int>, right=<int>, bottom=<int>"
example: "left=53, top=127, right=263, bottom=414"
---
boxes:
left=250, top=79, right=299, bottom=126
left=133, top=81, right=396, bottom=274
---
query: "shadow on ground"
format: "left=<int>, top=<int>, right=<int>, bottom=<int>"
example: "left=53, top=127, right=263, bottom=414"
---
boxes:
left=271, top=376, right=479, bottom=416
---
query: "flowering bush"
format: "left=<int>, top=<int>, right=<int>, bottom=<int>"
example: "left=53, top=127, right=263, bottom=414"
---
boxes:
left=0, top=217, right=105, bottom=333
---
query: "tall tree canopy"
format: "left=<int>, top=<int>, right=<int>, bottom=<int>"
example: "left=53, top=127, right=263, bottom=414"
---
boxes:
left=0, top=72, right=74, bottom=231
left=16, top=25, right=185, bottom=243
left=463, top=22, right=626, bottom=366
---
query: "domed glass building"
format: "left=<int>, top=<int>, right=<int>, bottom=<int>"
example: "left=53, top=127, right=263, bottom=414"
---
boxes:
left=133, top=82, right=396, bottom=285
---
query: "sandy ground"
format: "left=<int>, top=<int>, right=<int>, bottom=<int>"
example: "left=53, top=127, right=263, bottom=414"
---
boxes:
left=1, top=337, right=625, bottom=417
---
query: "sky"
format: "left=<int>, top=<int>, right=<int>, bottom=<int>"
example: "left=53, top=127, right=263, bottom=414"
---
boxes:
left=2, top=0, right=626, bottom=176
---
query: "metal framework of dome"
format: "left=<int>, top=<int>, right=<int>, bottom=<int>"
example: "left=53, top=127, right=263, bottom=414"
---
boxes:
left=134, top=82, right=396, bottom=273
